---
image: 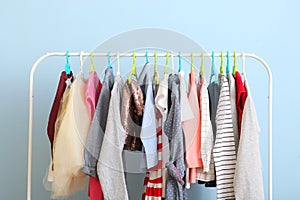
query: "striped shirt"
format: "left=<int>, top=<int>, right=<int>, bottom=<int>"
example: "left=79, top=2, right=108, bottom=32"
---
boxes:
left=213, top=75, right=237, bottom=200
left=142, top=127, right=163, bottom=200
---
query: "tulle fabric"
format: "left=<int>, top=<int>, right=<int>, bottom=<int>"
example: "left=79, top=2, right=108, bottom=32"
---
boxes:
left=51, top=73, right=90, bottom=199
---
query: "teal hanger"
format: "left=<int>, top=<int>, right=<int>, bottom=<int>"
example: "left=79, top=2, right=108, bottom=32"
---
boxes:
left=107, top=51, right=112, bottom=68
left=178, top=52, right=182, bottom=71
left=226, top=51, right=230, bottom=75
left=210, top=51, right=217, bottom=83
left=65, top=51, right=71, bottom=75
left=145, top=51, right=149, bottom=63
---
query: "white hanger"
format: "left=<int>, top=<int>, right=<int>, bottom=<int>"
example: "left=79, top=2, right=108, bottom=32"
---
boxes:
left=241, top=52, right=246, bottom=80
left=117, top=52, right=120, bottom=76
left=79, top=51, right=84, bottom=73
left=171, top=53, right=175, bottom=74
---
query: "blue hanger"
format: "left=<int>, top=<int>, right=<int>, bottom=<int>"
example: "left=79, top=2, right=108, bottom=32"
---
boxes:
left=210, top=51, right=217, bottom=83
left=65, top=51, right=71, bottom=75
left=178, top=52, right=182, bottom=71
left=226, top=51, right=230, bottom=75
left=145, top=51, right=149, bottom=63
left=107, top=51, right=112, bottom=68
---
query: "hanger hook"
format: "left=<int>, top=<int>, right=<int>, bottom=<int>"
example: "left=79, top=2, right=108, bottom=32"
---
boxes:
left=200, top=52, right=205, bottom=76
left=132, top=51, right=136, bottom=75
left=128, top=52, right=137, bottom=84
left=210, top=51, right=217, bottom=83
left=233, top=51, right=237, bottom=75
left=146, top=51, right=149, bottom=63
left=65, top=51, right=71, bottom=75
left=191, top=52, right=194, bottom=71
left=241, top=52, right=246, bottom=78
left=90, top=52, right=95, bottom=72
left=171, top=53, right=175, bottom=74
left=226, top=51, right=230, bottom=75
left=107, top=51, right=112, bottom=68
left=79, top=51, right=83, bottom=72
left=178, top=52, right=182, bottom=71
left=66, top=51, right=69, bottom=64
left=154, top=52, right=158, bottom=72
left=164, top=52, right=169, bottom=74
left=220, top=51, right=224, bottom=74
left=117, top=52, right=120, bottom=76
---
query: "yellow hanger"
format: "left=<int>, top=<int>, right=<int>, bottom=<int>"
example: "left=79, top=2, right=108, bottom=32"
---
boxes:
left=128, top=52, right=137, bottom=83
left=89, top=53, right=95, bottom=72
left=164, top=52, right=169, bottom=74
left=233, top=51, right=238, bottom=75
left=154, top=52, right=160, bottom=85
left=191, top=52, right=195, bottom=72
left=154, top=52, right=158, bottom=73
left=200, top=52, right=205, bottom=76
left=220, top=52, right=225, bottom=74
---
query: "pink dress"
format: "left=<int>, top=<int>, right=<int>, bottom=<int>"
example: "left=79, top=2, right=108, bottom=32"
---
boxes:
left=183, top=70, right=203, bottom=184
left=85, top=71, right=103, bottom=200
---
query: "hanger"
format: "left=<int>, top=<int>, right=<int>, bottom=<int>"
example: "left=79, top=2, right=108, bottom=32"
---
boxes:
left=89, top=53, right=95, bottom=72
left=191, top=52, right=195, bottom=72
left=226, top=51, right=230, bottom=75
left=241, top=52, right=246, bottom=80
left=171, top=53, right=175, bottom=74
left=107, top=51, right=112, bottom=68
left=220, top=52, right=225, bottom=75
left=65, top=51, right=71, bottom=75
left=164, top=52, right=169, bottom=74
left=154, top=52, right=160, bottom=85
left=233, top=51, right=238, bottom=75
left=128, top=52, right=137, bottom=84
left=178, top=52, right=182, bottom=71
left=145, top=51, right=149, bottom=63
left=200, top=52, right=205, bottom=76
left=210, top=51, right=217, bottom=83
left=117, top=52, right=120, bottom=76
left=79, top=51, right=83, bottom=72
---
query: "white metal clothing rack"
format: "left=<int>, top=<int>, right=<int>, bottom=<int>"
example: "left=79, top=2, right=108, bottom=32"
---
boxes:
left=27, top=52, right=273, bottom=200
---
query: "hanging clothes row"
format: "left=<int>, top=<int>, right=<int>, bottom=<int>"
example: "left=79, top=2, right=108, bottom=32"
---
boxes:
left=44, top=51, right=264, bottom=200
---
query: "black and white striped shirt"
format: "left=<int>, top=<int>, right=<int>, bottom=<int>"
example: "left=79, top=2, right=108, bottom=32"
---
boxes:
left=213, top=75, right=237, bottom=200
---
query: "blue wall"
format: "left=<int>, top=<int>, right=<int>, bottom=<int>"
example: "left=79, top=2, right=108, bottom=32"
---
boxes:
left=0, top=0, right=299, bottom=199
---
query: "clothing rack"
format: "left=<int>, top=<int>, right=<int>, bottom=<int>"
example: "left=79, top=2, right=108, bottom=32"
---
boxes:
left=27, top=52, right=273, bottom=200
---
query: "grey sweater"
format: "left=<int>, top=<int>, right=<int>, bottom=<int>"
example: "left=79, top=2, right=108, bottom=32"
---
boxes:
left=234, top=82, right=264, bottom=200
left=82, top=68, right=114, bottom=178
left=97, top=75, right=129, bottom=200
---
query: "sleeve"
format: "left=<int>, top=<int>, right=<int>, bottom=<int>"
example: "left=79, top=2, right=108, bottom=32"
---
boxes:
left=140, top=83, right=158, bottom=169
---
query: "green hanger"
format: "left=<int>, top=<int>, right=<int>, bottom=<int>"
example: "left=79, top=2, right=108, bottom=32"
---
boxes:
left=220, top=52, right=225, bottom=75
left=89, top=53, right=95, bottom=72
left=191, top=52, right=195, bottom=72
left=233, top=51, right=238, bottom=75
left=164, top=52, right=169, bottom=74
left=128, top=52, right=137, bottom=83
left=200, top=52, right=205, bottom=76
